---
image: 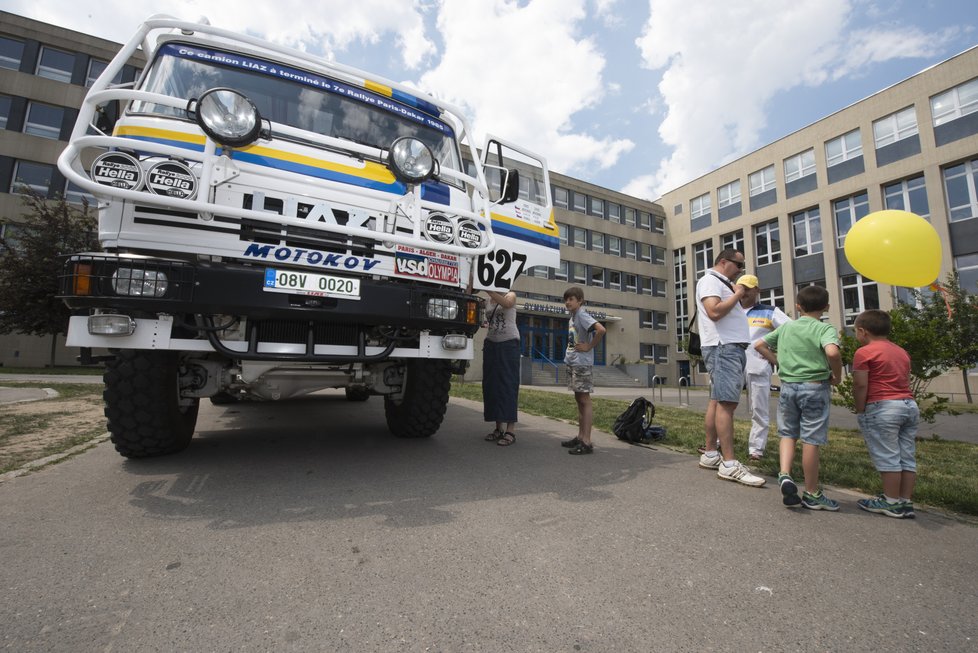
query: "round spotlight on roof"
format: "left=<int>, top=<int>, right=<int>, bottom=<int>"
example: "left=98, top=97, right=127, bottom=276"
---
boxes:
left=388, top=137, right=436, bottom=184
left=192, top=88, right=262, bottom=148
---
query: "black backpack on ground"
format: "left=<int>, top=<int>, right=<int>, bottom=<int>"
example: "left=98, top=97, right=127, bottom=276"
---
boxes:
left=613, top=397, right=666, bottom=444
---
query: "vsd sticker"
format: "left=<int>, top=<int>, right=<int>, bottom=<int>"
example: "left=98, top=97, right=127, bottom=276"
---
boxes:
left=394, top=245, right=459, bottom=284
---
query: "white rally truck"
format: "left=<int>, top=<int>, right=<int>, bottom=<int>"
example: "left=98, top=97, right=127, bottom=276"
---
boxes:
left=58, top=15, right=559, bottom=458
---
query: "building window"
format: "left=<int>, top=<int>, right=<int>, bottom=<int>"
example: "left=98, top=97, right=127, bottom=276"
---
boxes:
left=718, top=180, right=741, bottom=208
left=615, top=206, right=629, bottom=225
left=833, top=191, right=870, bottom=248
left=693, top=240, right=713, bottom=278
left=841, top=274, right=880, bottom=326
left=883, top=175, right=929, bottom=219
left=572, top=192, right=586, bottom=213
left=640, top=243, right=652, bottom=263
left=653, top=278, right=667, bottom=297
left=554, top=186, right=568, bottom=208
left=956, top=253, right=978, bottom=293
left=607, top=235, right=621, bottom=256
left=590, top=197, right=604, bottom=218
left=749, top=165, right=776, bottom=196
left=758, top=286, right=786, bottom=312
left=639, top=277, right=652, bottom=296
left=85, top=58, right=125, bottom=87
left=791, top=207, right=823, bottom=257
left=590, top=267, right=605, bottom=288
left=931, top=77, right=978, bottom=127
left=625, top=240, right=637, bottom=260
left=558, top=223, right=568, bottom=245
left=36, top=46, right=75, bottom=83
left=65, top=180, right=95, bottom=206
left=784, top=149, right=816, bottom=183
left=721, top=230, right=744, bottom=253
left=555, top=260, right=568, bottom=281
left=528, top=265, right=549, bottom=279
left=674, top=248, right=689, bottom=347
left=24, top=101, right=65, bottom=140
left=571, top=262, right=586, bottom=284
left=608, top=270, right=622, bottom=291
left=591, top=232, right=604, bottom=253
left=0, top=36, right=25, bottom=71
left=625, top=273, right=637, bottom=293
left=11, top=160, right=55, bottom=196
left=607, top=202, right=620, bottom=223
left=624, top=206, right=637, bottom=227
left=638, top=211, right=650, bottom=230
left=572, top=226, right=586, bottom=249
left=652, top=215, right=665, bottom=234
left=651, top=245, right=666, bottom=265
left=943, top=158, right=978, bottom=222
left=754, top=220, right=781, bottom=266
left=690, top=193, right=711, bottom=219
left=0, top=94, right=11, bottom=130
left=825, top=129, right=862, bottom=167
left=873, top=106, right=918, bottom=148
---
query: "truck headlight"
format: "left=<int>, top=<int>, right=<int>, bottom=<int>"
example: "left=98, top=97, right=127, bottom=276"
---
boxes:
left=112, top=268, right=168, bottom=297
left=427, top=297, right=458, bottom=320
left=192, top=88, right=262, bottom=147
left=389, top=137, right=435, bottom=184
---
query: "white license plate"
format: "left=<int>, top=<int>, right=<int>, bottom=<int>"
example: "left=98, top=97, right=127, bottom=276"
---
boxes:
left=263, top=269, right=360, bottom=299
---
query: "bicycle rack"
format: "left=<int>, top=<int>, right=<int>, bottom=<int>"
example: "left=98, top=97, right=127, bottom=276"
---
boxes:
left=651, top=375, right=664, bottom=403
left=678, top=376, right=691, bottom=406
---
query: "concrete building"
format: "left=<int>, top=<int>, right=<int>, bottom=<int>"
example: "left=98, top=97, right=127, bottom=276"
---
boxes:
left=658, top=45, right=978, bottom=397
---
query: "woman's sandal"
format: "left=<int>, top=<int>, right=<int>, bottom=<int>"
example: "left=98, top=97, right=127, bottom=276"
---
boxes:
left=484, top=429, right=503, bottom=442
left=497, top=431, right=516, bottom=447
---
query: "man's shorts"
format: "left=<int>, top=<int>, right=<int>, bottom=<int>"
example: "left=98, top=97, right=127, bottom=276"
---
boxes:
left=567, top=365, right=593, bottom=394
left=858, top=398, right=919, bottom=472
left=701, top=344, right=746, bottom=404
left=777, top=381, right=831, bottom=446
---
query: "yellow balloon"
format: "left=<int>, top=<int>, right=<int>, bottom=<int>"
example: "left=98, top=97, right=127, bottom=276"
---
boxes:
left=843, top=210, right=941, bottom=287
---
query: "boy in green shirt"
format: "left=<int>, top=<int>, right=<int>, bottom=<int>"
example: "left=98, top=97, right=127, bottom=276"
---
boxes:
left=755, top=285, right=843, bottom=510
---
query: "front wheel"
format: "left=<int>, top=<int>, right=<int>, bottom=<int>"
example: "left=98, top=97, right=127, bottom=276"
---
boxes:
left=103, top=350, right=200, bottom=458
left=384, top=359, right=452, bottom=438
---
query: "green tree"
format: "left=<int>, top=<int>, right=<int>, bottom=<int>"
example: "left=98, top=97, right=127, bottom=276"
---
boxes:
left=937, top=274, right=978, bottom=403
left=0, top=189, right=98, bottom=366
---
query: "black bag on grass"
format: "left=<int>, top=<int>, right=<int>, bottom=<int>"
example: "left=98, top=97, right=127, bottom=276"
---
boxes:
left=613, top=397, right=655, bottom=443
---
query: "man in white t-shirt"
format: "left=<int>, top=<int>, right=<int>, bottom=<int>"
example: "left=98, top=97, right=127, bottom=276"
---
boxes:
left=694, top=249, right=765, bottom=487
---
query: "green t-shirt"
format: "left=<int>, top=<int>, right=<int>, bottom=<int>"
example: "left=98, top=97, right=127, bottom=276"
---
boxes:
left=762, top=316, right=838, bottom=382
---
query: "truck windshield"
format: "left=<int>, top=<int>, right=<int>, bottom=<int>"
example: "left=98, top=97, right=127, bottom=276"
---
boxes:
left=131, top=43, right=461, bottom=173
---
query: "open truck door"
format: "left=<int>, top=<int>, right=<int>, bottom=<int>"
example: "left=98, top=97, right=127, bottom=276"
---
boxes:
left=475, top=137, right=560, bottom=291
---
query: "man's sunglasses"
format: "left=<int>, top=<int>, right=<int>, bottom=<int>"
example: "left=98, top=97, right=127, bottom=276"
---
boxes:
left=723, top=258, right=745, bottom=269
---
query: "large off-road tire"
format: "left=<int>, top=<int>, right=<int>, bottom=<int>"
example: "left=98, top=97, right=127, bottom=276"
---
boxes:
left=384, top=359, right=452, bottom=438
left=103, top=350, right=200, bottom=458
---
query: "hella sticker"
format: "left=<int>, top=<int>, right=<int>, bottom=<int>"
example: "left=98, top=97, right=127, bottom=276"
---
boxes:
left=146, top=161, right=197, bottom=200
left=422, top=213, right=455, bottom=244
left=456, top=219, right=482, bottom=248
left=90, top=152, right=143, bottom=191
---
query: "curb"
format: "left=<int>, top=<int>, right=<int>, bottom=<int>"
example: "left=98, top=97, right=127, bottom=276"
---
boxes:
left=0, top=433, right=110, bottom=483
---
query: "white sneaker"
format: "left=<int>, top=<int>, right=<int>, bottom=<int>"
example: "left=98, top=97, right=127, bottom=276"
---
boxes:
left=717, top=460, right=766, bottom=487
left=698, top=452, right=721, bottom=469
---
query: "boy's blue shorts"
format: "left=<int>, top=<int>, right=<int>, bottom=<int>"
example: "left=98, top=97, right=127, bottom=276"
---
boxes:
left=858, top=399, right=919, bottom=472
left=777, top=381, right=831, bottom=446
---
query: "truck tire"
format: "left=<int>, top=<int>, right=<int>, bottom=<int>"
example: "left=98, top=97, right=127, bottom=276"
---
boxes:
left=384, top=359, right=452, bottom=438
left=103, top=350, right=199, bottom=458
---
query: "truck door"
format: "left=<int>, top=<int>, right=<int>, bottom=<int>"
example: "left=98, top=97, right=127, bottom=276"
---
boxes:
left=475, top=137, right=561, bottom=291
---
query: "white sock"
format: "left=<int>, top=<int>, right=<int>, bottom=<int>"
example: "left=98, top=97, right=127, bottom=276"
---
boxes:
left=884, top=494, right=900, bottom=503
left=703, top=451, right=719, bottom=458
left=721, top=460, right=737, bottom=468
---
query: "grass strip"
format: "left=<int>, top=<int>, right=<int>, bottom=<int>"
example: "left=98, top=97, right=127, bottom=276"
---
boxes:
left=451, top=383, right=978, bottom=517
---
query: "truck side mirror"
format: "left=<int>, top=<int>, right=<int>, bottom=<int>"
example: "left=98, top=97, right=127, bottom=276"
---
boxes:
left=95, top=101, right=121, bottom=134
left=500, top=168, right=520, bottom=204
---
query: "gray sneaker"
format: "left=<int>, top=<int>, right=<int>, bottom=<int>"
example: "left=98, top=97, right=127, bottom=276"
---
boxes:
left=698, top=452, right=721, bottom=469
left=802, top=490, right=840, bottom=511
left=717, top=460, right=766, bottom=487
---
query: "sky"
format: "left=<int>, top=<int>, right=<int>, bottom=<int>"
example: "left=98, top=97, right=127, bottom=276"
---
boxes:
left=3, top=0, right=976, bottom=201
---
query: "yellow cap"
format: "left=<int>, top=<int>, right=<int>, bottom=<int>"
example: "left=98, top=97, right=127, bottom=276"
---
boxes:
left=737, top=274, right=759, bottom=288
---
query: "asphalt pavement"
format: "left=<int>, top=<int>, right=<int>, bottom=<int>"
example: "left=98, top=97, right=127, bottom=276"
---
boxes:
left=0, top=391, right=975, bottom=651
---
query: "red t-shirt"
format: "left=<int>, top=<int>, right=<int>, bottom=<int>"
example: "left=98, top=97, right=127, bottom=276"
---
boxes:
left=852, top=339, right=913, bottom=403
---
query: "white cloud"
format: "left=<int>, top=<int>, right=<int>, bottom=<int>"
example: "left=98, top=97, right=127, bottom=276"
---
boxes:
left=416, top=0, right=633, bottom=175
left=5, top=0, right=435, bottom=68
left=627, top=0, right=959, bottom=199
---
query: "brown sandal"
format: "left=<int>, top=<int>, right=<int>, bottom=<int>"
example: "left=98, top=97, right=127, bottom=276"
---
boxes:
left=497, top=431, right=516, bottom=446
left=484, top=429, right=503, bottom=441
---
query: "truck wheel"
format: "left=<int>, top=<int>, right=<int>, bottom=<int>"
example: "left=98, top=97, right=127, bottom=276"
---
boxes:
left=103, top=350, right=199, bottom=458
left=384, top=359, right=452, bottom=438
left=345, top=386, right=371, bottom=402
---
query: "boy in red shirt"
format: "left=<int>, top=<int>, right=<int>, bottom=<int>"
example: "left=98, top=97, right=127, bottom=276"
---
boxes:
left=852, top=310, right=919, bottom=519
